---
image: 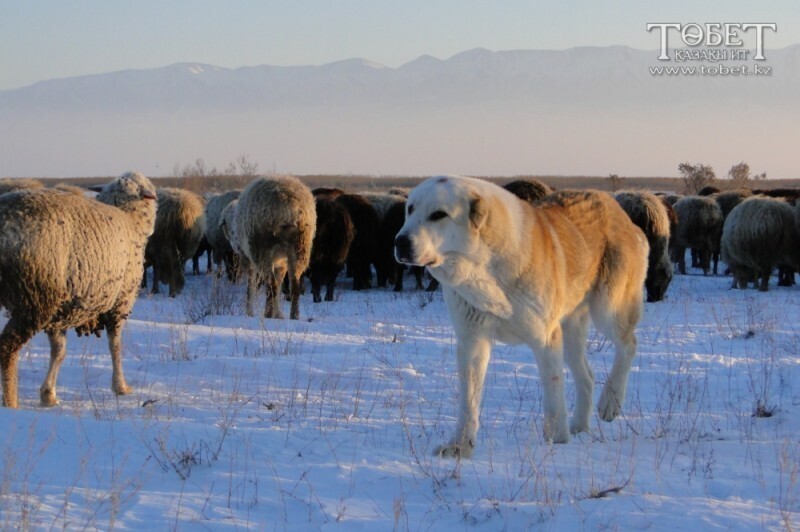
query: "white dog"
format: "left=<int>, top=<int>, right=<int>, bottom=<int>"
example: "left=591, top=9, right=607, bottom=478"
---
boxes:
left=395, top=176, right=648, bottom=458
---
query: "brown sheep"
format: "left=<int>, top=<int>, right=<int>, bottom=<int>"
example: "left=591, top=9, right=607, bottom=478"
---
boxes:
left=615, top=190, right=673, bottom=302
left=145, top=187, right=206, bottom=297
left=503, top=179, right=553, bottom=204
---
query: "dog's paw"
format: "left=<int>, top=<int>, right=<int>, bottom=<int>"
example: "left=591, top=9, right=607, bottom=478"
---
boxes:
left=434, top=440, right=474, bottom=459
left=569, top=418, right=590, bottom=436
left=597, top=386, right=622, bottom=421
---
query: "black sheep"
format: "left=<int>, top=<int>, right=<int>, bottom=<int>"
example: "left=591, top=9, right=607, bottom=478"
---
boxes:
left=336, top=194, right=380, bottom=291
left=308, top=198, right=355, bottom=302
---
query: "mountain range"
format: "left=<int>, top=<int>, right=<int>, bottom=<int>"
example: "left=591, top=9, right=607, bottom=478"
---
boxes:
left=1, top=46, right=798, bottom=178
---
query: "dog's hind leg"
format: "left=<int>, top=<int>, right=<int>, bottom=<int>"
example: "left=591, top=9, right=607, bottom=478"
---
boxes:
left=562, top=306, right=593, bottom=435
left=591, top=294, right=641, bottom=422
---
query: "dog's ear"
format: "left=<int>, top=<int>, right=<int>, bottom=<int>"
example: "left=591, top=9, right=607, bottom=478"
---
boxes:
left=469, top=195, right=489, bottom=230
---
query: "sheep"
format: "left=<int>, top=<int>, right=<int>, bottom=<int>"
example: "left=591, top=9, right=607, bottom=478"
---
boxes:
left=312, top=187, right=345, bottom=199
left=714, top=188, right=753, bottom=219
left=386, top=187, right=410, bottom=197
left=376, top=200, right=411, bottom=290
left=698, top=185, right=721, bottom=196
left=0, top=171, right=157, bottom=408
left=192, top=235, right=212, bottom=275
left=359, top=191, right=405, bottom=222
left=308, top=197, right=355, bottom=302
left=336, top=193, right=380, bottom=290
left=672, top=196, right=724, bottom=275
left=503, top=179, right=552, bottom=204
left=615, top=190, right=674, bottom=302
left=145, top=187, right=206, bottom=297
left=204, top=190, right=242, bottom=282
left=51, top=183, right=87, bottom=196
left=235, top=176, right=316, bottom=320
left=0, top=178, right=43, bottom=195
left=375, top=200, right=434, bottom=292
left=219, top=199, right=239, bottom=250
left=753, top=188, right=800, bottom=202
left=721, top=196, right=800, bottom=291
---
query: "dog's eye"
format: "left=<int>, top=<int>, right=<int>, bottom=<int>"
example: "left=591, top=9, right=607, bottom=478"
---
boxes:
left=428, top=210, right=448, bottom=222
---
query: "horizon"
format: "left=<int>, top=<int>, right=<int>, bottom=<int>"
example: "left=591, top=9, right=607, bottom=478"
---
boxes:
left=2, top=1, right=798, bottom=90
left=5, top=41, right=800, bottom=91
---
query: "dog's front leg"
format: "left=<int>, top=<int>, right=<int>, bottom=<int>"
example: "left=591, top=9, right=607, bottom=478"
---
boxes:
left=530, top=327, right=570, bottom=444
left=435, top=333, right=491, bottom=459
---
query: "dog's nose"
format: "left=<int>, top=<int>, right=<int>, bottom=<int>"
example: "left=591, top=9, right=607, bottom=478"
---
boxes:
left=394, top=234, right=412, bottom=263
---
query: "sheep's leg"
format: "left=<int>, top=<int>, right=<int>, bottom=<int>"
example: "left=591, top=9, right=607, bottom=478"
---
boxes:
left=676, top=247, right=687, bottom=275
left=310, top=269, right=322, bottom=303
left=106, top=321, right=132, bottom=396
left=40, top=329, right=67, bottom=406
left=246, top=264, right=258, bottom=317
left=0, top=318, right=37, bottom=408
left=324, top=270, right=337, bottom=302
left=171, top=250, right=185, bottom=297
left=266, top=265, right=287, bottom=319
left=150, top=262, right=160, bottom=294
left=758, top=269, right=770, bottom=292
left=289, top=265, right=301, bottom=320
left=393, top=264, right=405, bottom=292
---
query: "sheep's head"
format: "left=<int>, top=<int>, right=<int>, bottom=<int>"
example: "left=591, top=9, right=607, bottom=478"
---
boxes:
left=94, top=171, right=158, bottom=236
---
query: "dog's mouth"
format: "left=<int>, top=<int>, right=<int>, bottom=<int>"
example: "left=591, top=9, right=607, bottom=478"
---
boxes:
left=423, top=257, right=441, bottom=268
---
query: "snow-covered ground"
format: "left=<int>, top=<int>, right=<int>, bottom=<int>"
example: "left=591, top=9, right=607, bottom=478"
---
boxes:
left=1, top=268, right=798, bottom=530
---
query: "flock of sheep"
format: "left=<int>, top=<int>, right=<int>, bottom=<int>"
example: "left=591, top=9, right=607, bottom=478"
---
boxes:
left=0, top=173, right=798, bottom=408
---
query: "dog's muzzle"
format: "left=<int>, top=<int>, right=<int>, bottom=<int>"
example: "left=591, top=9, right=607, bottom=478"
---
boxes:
left=394, top=234, right=414, bottom=264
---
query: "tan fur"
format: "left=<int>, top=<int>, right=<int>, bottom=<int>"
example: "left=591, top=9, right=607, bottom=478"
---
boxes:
left=395, top=176, right=648, bottom=457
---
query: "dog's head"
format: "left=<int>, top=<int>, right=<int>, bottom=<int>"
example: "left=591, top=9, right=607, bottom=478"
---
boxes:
left=394, top=176, right=492, bottom=269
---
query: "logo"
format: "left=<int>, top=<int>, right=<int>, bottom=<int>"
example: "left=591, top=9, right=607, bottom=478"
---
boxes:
left=646, top=23, right=777, bottom=60
left=646, top=23, right=777, bottom=77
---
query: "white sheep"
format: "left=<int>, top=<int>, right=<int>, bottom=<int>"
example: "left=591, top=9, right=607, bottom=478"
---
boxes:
left=0, top=171, right=157, bottom=408
left=234, top=176, right=316, bottom=320
left=205, top=189, right=242, bottom=281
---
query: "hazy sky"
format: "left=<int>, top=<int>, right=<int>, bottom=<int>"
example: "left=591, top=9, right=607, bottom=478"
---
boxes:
left=2, top=0, right=798, bottom=90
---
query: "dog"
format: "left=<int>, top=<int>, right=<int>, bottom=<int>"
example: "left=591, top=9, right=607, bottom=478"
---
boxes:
left=394, top=175, right=648, bottom=458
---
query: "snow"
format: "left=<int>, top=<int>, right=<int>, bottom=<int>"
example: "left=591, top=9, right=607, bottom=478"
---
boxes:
left=1, top=269, right=799, bottom=530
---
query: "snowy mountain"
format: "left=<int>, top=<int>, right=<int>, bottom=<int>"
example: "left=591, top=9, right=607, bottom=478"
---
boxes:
left=1, top=46, right=798, bottom=178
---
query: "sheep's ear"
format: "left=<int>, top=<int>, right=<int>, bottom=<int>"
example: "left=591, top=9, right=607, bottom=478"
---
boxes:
left=469, top=195, right=489, bottom=230
left=87, top=185, right=104, bottom=193
left=141, top=190, right=157, bottom=200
